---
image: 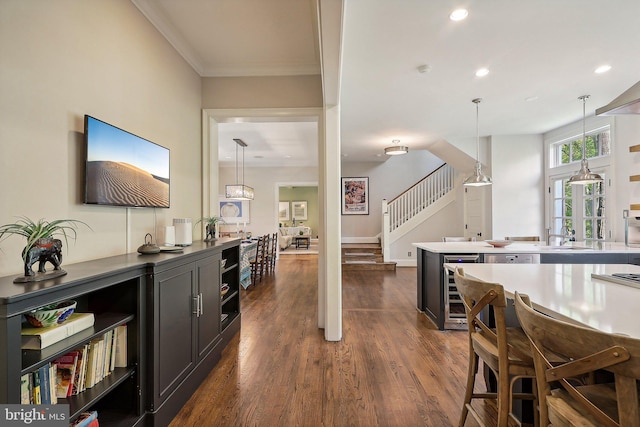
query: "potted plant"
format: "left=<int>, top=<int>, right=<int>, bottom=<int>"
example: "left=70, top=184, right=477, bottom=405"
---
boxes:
left=0, top=217, right=89, bottom=281
left=195, top=216, right=225, bottom=242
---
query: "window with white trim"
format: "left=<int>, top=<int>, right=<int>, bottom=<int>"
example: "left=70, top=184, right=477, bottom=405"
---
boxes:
left=546, top=121, right=612, bottom=244
left=550, top=126, right=610, bottom=168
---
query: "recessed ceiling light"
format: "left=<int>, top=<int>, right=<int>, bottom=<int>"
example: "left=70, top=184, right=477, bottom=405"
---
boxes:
left=285, top=155, right=291, bottom=158
left=450, top=9, right=468, bottom=21
left=475, top=68, right=489, bottom=77
left=594, top=64, right=611, bottom=74
left=525, top=96, right=539, bottom=102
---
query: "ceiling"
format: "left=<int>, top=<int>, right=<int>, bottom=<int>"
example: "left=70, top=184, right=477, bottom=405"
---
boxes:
left=133, top=0, right=640, bottom=166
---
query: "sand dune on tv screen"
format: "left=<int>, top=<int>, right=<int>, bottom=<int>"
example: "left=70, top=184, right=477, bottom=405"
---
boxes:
left=86, top=161, right=169, bottom=207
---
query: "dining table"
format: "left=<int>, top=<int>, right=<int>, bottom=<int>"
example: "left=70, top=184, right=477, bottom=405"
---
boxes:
left=443, top=262, right=640, bottom=338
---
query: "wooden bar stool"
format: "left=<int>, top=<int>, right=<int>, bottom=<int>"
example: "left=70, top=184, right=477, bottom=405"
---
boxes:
left=453, top=268, right=538, bottom=427
left=514, top=291, right=640, bottom=427
left=505, top=236, right=540, bottom=242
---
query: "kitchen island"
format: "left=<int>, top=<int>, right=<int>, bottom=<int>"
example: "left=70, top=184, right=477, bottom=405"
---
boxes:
left=413, top=241, right=640, bottom=330
left=443, top=262, right=640, bottom=338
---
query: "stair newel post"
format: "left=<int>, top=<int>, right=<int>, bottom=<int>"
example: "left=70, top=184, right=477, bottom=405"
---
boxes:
left=382, top=199, right=390, bottom=262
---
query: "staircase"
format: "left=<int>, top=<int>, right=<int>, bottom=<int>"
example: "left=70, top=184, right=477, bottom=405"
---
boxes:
left=381, top=163, right=457, bottom=262
left=342, top=243, right=396, bottom=271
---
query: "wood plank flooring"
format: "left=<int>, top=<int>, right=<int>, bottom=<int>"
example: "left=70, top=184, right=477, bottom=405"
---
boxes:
left=169, top=254, right=501, bottom=426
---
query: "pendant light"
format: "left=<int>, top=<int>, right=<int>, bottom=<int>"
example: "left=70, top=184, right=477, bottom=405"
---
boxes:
left=568, top=95, right=603, bottom=185
left=225, top=138, right=254, bottom=200
left=464, top=98, right=492, bottom=186
left=384, top=139, right=408, bottom=155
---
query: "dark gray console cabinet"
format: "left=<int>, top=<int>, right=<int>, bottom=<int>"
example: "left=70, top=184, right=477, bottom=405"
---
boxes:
left=0, top=239, right=240, bottom=427
left=147, top=240, right=240, bottom=426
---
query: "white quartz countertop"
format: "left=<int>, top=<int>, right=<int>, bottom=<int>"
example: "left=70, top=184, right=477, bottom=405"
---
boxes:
left=413, top=241, right=640, bottom=254
left=443, top=263, right=640, bottom=339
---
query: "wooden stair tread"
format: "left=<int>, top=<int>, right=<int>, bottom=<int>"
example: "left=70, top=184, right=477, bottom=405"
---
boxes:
left=344, top=252, right=376, bottom=256
left=341, top=243, right=395, bottom=271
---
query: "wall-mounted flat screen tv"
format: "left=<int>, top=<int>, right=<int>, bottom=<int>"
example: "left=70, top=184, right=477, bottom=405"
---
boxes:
left=84, top=115, right=170, bottom=208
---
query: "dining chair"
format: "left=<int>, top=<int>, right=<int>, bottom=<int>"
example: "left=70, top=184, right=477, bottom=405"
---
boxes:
left=453, top=268, right=537, bottom=427
left=442, top=236, right=476, bottom=242
left=514, top=291, right=640, bottom=427
left=265, top=232, right=278, bottom=274
left=505, top=236, right=540, bottom=242
left=270, top=232, right=277, bottom=272
left=250, top=235, right=266, bottom=285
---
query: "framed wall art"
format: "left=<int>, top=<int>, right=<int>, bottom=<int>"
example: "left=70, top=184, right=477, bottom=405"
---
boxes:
left=291, top=200, right=308, bottom=220
left=278, top=201, right=290, bottom=221
left=341, top=177, right=369, bottom=215
left=219, top=198, right=250, bottom=224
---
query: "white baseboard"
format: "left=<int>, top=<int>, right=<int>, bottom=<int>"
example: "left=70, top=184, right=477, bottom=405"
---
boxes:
left=392, top=258, right=417, bottom=268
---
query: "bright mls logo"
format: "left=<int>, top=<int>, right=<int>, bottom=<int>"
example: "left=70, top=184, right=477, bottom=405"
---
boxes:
left=1, top=405, right=68, bottom=426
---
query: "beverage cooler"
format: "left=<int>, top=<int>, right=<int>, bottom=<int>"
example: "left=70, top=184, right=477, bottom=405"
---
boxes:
left=442, top=254, right=480, bottom=329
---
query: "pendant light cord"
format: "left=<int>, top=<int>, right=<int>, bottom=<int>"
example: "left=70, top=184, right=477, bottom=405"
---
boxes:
left=235, top=142, right=239, bottom=184
left=473, top=98, right=482, bottom=162
left=581, top=94, right=589, bottom=161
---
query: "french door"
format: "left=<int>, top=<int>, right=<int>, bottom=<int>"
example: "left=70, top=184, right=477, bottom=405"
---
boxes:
left=549, top=175, right=607, bottom=244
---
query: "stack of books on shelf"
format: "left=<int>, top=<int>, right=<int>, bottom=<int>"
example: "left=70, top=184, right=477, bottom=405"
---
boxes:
left=70, top=410, right=98, bottom=427
left=21, top=312, right=95, bottom=350
left=20, top=324, right=127, bottom=404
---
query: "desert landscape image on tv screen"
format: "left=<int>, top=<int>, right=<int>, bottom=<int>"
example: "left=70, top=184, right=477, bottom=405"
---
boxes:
left=85, top=117, right=170, bottom=208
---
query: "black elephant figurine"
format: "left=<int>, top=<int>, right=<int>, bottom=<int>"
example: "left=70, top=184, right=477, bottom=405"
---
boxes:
left=205, top=223, right=216, bottom=241
left=23, top=238, right=63, bottom=277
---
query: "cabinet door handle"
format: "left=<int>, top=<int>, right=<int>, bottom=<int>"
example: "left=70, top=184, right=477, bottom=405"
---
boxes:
left=198, top=293, right=203, bottom=316
left=192, top=296, right=199, bottom=315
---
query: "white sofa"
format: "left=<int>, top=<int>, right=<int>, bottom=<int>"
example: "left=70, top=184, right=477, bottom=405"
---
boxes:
left=278, top=228, right=293, bottom=250
left=278, top=226, right=312, bottom=250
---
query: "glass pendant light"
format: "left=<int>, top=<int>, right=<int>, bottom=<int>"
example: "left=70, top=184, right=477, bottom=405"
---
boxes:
left=464, top=98, right=492, bottom=186
left=225, top=138, right=254, bottom=200
left=568, top=95, right=603, bottom=185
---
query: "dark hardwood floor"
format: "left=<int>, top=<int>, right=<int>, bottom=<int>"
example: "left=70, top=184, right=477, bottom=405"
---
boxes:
left=169, top=254, right=500, bottom=426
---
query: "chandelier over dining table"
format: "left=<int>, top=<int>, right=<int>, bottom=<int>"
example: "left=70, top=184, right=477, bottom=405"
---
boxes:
left=225, top=138, right=254, bottom=200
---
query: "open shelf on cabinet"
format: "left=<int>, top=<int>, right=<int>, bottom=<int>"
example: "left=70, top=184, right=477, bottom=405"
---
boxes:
left=60, top=366, right=136, bottom=421
left=222, top=263, right=239, bottom=274
left=22, top=313, right=134, bottom=374
left=221, top=290, right=238, bottom=306
left=220, top=312, right=238, bottom=331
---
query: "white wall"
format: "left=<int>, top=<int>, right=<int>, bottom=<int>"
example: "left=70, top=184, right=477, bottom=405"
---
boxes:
left=0, top=0, right=202, bottom=276
left=611, top=116, right=640, bottom=241
left=340, top=150, right=446, bottom=238
left=491, top=135, right=545, bottom=240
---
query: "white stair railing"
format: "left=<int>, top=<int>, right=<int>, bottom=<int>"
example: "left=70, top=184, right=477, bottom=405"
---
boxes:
left=381, top=164, right=455, bottom=261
